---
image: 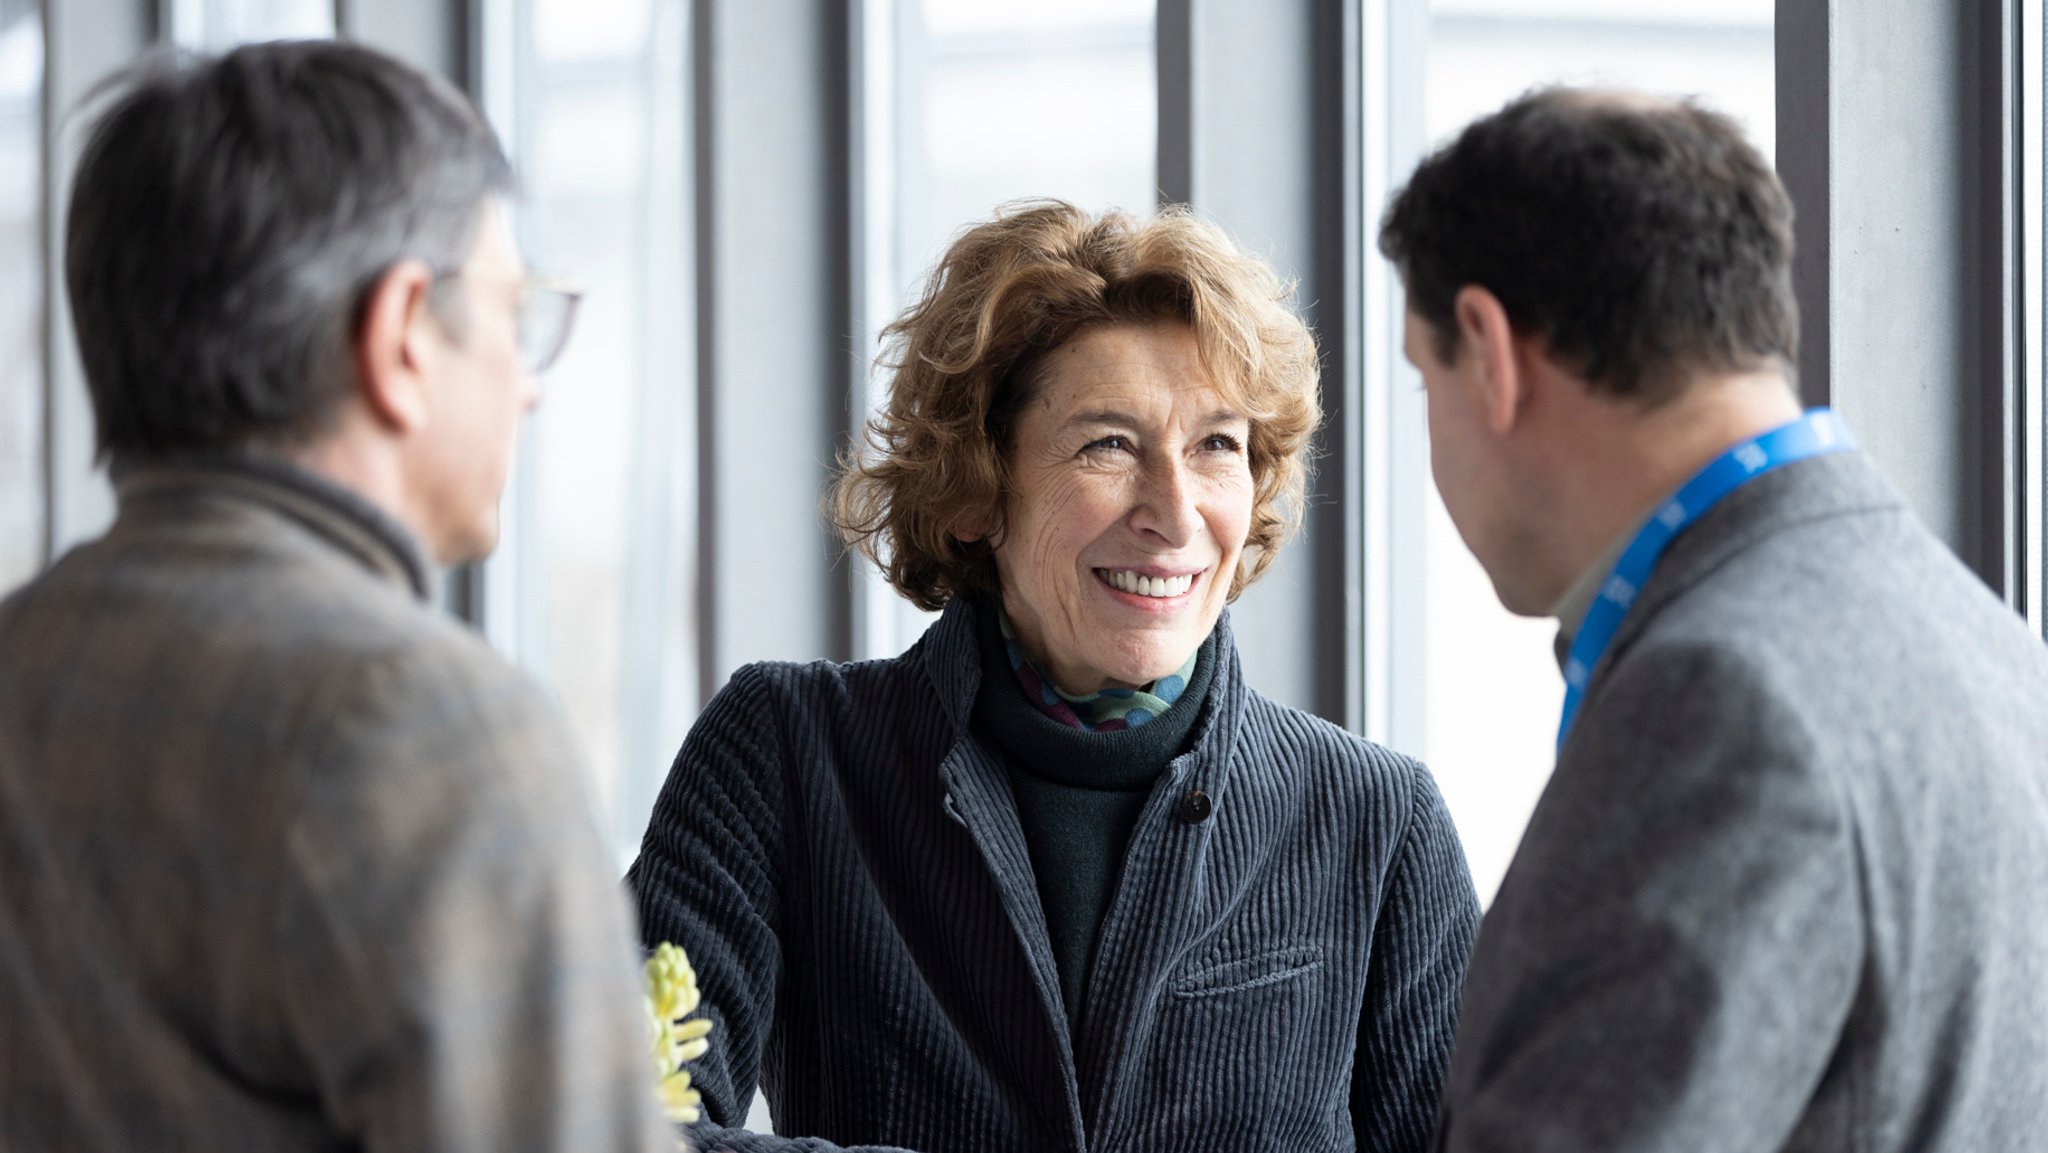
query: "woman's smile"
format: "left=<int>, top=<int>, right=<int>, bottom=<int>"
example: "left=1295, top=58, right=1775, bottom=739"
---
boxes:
left=1094, top=566, right=1202, bottom=603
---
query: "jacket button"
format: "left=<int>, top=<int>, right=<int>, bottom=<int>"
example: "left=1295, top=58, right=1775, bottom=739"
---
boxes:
left=1178, top=790, right=1213, bottom=824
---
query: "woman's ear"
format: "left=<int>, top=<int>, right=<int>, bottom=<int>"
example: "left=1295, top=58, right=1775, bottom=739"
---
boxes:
left=352, top=259, right=439, bottom=434
left=1451, top=284, right=1527, bottom=437
left=951, top=505, right=1001, bottom=547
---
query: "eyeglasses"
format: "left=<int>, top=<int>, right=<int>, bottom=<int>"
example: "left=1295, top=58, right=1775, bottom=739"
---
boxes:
left=434, top=269, right=585, bottom=375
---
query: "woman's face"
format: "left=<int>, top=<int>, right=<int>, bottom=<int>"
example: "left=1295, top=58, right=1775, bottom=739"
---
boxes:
left=984, top=322, right=1255, bottom=695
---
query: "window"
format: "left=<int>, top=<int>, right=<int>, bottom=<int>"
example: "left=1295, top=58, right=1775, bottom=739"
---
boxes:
left=477, top=0, right=696, bottom=866
left=2024, top=0, right=2046, bottom=638
left=1412, top=0, right=1775, bottom=902
left=0, top=0, right=38, bottom=589
left=166, top=0, right=330, bottom=47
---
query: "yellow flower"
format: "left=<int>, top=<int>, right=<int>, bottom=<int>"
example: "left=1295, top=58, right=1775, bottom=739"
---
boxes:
left=644, top=941, right=716, bottom=1126
left=657, top=1067, right=704, bottom=1125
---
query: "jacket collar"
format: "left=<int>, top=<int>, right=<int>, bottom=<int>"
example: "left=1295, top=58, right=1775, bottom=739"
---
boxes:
left=1598, top=449, right=1905, bottom=671
left=112, top=453, right=431, bottom=600
left=918, top=595, right=1245, bottom=763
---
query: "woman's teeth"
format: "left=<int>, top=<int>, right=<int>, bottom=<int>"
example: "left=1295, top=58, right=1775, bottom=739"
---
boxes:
left=1102, top=570, right=1195, bottom=598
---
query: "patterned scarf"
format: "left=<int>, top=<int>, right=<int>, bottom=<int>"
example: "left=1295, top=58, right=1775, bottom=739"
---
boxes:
left=996, top=607, right=1201, bottom=732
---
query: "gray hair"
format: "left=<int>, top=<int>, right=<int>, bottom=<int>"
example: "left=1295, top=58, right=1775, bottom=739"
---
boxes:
left=65, top=39, right=517, bottom=461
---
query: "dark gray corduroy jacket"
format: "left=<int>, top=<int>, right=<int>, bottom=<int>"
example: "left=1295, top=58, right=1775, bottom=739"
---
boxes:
left=629, top=600, right=1479, bottom=1153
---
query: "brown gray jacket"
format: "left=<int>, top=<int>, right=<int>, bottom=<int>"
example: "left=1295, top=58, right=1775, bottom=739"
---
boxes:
left=0, top=458, right=675, bottom=1153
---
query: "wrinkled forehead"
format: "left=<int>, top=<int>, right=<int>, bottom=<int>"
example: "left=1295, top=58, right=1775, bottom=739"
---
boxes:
left=1042, top=318, right=1272, bottom=424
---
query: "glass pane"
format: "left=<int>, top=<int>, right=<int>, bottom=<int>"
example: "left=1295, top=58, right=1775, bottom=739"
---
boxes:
left=2030, top=0, right=2047, bottom=638
left=0, top=0, right=40, bottom=593
left=1418, top=0, right=1775, bottom=903
left=498, top=0, right=694, bottom=866
left=174, top=0, right=335, bottom=48
left=905, top=0, right=1155, bottom=266
left=858, top=0, right=1157, bottom=658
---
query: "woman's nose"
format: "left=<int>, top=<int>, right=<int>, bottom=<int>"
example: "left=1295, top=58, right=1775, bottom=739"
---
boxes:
left=1131, top=457, right=1200, bottom=546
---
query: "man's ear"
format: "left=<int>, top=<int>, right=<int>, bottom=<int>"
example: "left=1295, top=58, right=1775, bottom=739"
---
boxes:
left=352, top=259, right=439, bottom=435
left=1451, top=285, right=1527, bottom=436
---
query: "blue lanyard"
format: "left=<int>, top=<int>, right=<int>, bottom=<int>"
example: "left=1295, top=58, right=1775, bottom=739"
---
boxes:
left=1557, top=407, right=1855, bottom=749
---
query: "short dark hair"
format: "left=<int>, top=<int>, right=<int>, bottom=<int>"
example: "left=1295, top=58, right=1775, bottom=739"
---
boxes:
left=65, top=40, right=516, bottom=461
left=1378, top=87, right=1797, bottom=405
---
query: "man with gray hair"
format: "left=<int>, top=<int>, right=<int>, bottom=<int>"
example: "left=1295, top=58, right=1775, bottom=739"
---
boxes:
left=0, top=40, right=677, bottom=1151
left=1381, top=88, right=2048, bottom=1150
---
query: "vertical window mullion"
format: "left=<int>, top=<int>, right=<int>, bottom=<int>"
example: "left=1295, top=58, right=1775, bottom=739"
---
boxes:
left=2, top=1, right=47, bottom=587
left=2023, top=0, right=2046, bottom=635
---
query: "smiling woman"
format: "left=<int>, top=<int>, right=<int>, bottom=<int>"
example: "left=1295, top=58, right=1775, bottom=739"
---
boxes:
left=983, top=324, right=1252, bottom=694
left=627, top=199, right=1482, bottom=1152
left=836, top=201, right=1315, bottom=602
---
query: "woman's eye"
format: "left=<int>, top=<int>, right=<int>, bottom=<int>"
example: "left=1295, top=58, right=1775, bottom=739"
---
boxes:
left=1201, top=433, right=1244, bottom=453
left=1084, top=435, right=1132, bottom=454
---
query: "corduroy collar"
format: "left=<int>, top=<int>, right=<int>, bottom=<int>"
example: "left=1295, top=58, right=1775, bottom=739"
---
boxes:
left=970, top=601, right=1219, bottom=789
left=917, top=596, right=1245, bottom=774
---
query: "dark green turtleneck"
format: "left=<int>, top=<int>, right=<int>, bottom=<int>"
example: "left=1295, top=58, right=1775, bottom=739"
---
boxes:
left=968, top=600, right=1218, bottom=1036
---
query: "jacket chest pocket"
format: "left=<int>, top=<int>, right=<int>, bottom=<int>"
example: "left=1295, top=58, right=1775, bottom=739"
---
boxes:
left=1126, top=944, right=1351, bottom=1148
left=1171, top=944, right=1325, bottom=1000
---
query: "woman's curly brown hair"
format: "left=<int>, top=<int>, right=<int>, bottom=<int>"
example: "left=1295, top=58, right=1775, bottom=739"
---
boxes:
left=831, top=199, right=1322, bottom=612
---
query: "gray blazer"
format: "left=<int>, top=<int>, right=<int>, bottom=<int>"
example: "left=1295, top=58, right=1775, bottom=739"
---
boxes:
left=1435, top=450, right=2048, bottom=1151
left=0, top=458, right=674, bottom=1153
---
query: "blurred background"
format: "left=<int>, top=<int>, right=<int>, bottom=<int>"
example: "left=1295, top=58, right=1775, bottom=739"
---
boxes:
left=4, top=0, right=2039, bottom=957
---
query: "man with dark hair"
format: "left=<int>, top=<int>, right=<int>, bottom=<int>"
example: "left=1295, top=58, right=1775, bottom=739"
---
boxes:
left=1382, top=87, right=2048, bottom=1151
left=0, top=41, right=677, bottom=1151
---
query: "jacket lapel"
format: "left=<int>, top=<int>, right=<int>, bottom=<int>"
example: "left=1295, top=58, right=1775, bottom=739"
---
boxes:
left=1071, top=614, right=1249, bottom=1135
left=918, top=601, right=1256, bottom=1147
left=921, top=601, right=1089, bottom=1151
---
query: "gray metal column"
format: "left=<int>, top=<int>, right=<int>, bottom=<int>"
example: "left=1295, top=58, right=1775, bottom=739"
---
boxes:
left=1159, top=0, right=1366, bottom=728
left=336, top=0, right=469, bottom=92
left=3, top=0, right=46, bottom=585
left=42, top=0, right=154, bottom=563
left=1777, top=0, right=2039, bottom=609
left=692, top=0, right=856, bottom=699
left=2024, top=0, right=2046, bottom=635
